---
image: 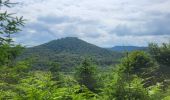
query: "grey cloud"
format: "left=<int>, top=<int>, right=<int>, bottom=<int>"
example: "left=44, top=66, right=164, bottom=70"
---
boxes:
left=13, top=22, right=59, bottom=46
left=26, top=23, right=53, bottom=34
left=146, top=14, right=170, bottom=35
left=37, top=15, right=103, bottom=38
left=38, top=15, right=71, bottom=24
left=12, top=0, right=170, bottom=47
left=61, top=21, right=103, bottom=38
left=14, top=15, right=104, bottom=46
left=37, top=14, right=100, bottom=26
left=111, top=13, right=170, bottom=36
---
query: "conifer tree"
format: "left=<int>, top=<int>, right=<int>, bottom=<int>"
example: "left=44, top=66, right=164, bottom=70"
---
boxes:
left=75, top=58, right=98, bottom=92
left=0, top=0, right=25, bottom=66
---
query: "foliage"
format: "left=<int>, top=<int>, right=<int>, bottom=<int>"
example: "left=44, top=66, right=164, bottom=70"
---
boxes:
left=113, top=77, right=150, bottom=100
left=149, top=42, right=170, bottom=86
left=75, top=58, right=99, bottom=92
left=119, top=51, right=158, bottom=87
left=0, top=44, right=24, bottom=66
left=1, top=43, right=170, bottom=100
left=149, top=42, right=170, bottom=66
left=120, top=51, right=157, bottom=76
left=0, top=0, right=25, bottom=66
left=16, top=71, right=55, bottom=100
left=162, top=86, right=170, bottom=100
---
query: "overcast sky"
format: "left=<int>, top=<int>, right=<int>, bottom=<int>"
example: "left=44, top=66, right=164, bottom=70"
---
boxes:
left=8, top=0, right=170, bottom=47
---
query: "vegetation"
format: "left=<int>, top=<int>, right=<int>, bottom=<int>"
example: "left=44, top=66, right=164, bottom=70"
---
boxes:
left=75, top=58, right=99, bottom=92
left=0, top=0, right=170, bottom=100
left=20, top=37, right=123, bottom=71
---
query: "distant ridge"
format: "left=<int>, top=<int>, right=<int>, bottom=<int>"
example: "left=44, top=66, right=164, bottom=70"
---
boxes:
left=108, top=46, right=147, bottom=52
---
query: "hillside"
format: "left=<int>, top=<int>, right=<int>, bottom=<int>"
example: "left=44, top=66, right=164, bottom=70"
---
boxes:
left=20, top=37, right=123, bottom=71
left=109, top=46, right=147, bottom=52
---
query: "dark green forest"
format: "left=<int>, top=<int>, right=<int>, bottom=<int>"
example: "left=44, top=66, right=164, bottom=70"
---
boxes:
left=0, top=0, right=170, bottom=100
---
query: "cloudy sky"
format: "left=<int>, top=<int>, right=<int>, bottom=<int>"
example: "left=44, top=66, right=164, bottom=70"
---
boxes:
left=8, top=0, right=170, bottom=47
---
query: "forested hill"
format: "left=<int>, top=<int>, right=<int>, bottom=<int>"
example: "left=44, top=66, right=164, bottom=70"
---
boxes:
left=20, top=37, right=123, bottom=71
left=40, top=37, right=115, bottom=56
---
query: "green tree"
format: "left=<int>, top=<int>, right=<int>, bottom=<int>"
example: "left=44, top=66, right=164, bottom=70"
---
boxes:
left=0, top=0, right=25, bottom=66
left=0, top=44, right=24, bottom=66
left=75, top=58, right=98, bottom=92
left=0, top=0, right=24, bottom=45
left=120, top=51, right=158, bottom=86
left=16, top=71, right=55, bottom=100
left=49, top=62, right=61, bottom=81
left=149, top=42, right=170, bottom=67
left=149, top=43, right=170, bottom=89
left=104, top=51, right=161, bottom=100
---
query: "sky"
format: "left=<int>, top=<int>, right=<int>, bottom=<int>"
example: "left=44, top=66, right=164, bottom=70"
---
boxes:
left=7, top=0, right=170, bottom=47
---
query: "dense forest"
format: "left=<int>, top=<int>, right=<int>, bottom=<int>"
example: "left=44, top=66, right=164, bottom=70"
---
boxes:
left=0, top=0, right=170, bottom=100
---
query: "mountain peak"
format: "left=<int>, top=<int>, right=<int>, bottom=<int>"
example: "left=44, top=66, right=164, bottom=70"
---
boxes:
left=48, top=37, right=79, bottom=43
left=62, top=37, right=78, bottom=39
left=34, top=37, right=112, bottom=56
